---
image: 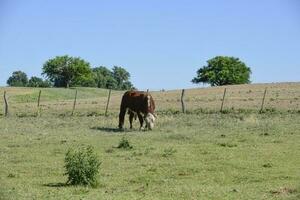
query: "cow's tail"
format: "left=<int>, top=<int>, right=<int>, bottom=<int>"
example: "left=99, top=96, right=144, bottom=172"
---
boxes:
left=119, top=94, right=126, bottom=114
left=118, top=94, right=127, bottom=129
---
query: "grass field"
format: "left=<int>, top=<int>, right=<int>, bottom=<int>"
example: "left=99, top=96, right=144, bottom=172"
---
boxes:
left=0, top=83, right=300, bottom=199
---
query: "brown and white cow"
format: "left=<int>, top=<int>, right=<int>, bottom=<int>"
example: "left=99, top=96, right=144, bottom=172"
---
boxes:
left=118, top=90, right=156, bottom=130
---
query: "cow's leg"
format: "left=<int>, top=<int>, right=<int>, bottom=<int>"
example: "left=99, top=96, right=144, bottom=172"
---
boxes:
left=129, top=111, right=134, bottom=129
left=137, top=113, right=144, bottom=130
left=118, top=108, right=126, bottom=129
left=143, top=114, right=148, bottom=129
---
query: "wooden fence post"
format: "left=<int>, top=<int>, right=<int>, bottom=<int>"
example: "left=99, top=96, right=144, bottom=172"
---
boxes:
left=220, top=88, right=227, bottom=112
left=105, top=89, right=112, bottom=117
left=181, top=89, right=186, bottom=113
left=260, top=88, right=267, bottom=113
left=71, top=89, right=77, bottom=116
left=3, top=91, right=8, bottom=117
left=37, top=90, right=42, bottom=116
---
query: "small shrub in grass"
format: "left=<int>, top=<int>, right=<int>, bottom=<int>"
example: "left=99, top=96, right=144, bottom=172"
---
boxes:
left=7, top=173, right=16, bottom=178
left=220, top=109, right=231, bottom=114
left=117, top=137, right=133, bottom=150
left=262, top=163, right=272, bottom=168
left=217, top=142, right=237, bottom=148
left=260, top=108, right=278, bottom=114
left=64, top=145, right=101, bottom=187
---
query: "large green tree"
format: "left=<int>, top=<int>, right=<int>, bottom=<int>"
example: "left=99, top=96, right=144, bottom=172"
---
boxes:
left=192, top=56, right=251, bottom=86
left=112, top=66, right=133, bottom=90
left=42, top=55, right=92, bottom=88
left=7, top=71, right=28, bottom=86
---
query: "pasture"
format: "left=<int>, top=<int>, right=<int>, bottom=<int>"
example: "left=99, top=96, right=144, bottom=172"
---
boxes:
left=0, top=83, right=300, bottom=199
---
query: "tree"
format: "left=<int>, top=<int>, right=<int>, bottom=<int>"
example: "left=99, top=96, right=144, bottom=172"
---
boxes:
left=92, top=66, right=133, bottom=90
left=106, top=76, right=118, bottom=89
left=192, top=56, right=251, bottom=86
left=92, top=66, right=113, bottom=88
left=112, top=66, right=133, bottom=90
left=7, top=71, right=28, bottom=86
left=121, top=81, right=133, bottom=90
left=42, top=55, right=92, bottom=88
left=72, top=75, right=96, bottom=87
left=27, top=76, right=52, bottom=87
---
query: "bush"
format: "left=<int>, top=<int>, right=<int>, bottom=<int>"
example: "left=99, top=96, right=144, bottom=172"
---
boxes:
left=117, top=137, right=133, bottom=150
left=64, top=145, right=101, bottom=187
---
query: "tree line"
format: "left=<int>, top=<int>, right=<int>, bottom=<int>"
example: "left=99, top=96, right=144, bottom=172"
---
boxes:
left=6, top=55, right=134, bottom=90
left=7, top=55, right=252, bottom=89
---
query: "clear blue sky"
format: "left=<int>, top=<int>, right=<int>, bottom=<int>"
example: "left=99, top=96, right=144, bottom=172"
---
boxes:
left=0, top=0, right=299, bottom=90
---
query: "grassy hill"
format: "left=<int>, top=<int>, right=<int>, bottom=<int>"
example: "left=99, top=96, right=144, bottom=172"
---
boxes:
left=0, top=83, right=299, bottom=199
left=1, top=82, right=300, bottom=117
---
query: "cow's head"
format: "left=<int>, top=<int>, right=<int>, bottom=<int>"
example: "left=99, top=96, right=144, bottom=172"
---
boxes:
left=145, top=113, right=156, bottom=130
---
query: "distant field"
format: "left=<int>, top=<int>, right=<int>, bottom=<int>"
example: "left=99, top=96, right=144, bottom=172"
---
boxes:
left=0, top=83, right=299, bottom=199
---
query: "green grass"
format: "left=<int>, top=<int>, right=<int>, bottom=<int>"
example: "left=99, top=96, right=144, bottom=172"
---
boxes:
left=0, top=84, right=299, bottom=199
left=1, top=87, right=112, bottom=103
left=0, top=112, right=299, bottom=199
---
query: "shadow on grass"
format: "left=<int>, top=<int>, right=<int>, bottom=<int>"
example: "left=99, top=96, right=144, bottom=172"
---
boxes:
left=43, top=182, right=69, bottom=188
left=90, top=126, right=126, bottom=133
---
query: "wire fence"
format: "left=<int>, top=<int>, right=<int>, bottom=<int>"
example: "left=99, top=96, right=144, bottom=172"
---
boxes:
left=1, top=83, right=300, bottom=117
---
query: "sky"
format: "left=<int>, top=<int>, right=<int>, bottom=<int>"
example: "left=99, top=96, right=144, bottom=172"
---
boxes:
left=0, top=0, right=299, bottom=90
